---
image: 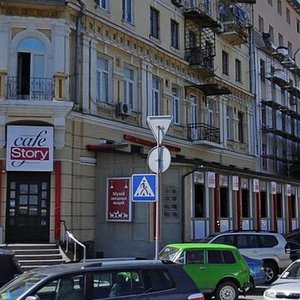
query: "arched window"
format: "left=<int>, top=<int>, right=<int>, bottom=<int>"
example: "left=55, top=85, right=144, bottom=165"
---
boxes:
left=16, top=38, right=47, bottom=100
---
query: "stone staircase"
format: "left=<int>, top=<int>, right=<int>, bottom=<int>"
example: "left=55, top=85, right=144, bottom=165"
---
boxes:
left=3, top=243, right=70, bottom=271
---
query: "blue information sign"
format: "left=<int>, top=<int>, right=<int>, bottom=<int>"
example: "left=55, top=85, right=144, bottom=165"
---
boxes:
left=132, top=174, right=157, bottom=202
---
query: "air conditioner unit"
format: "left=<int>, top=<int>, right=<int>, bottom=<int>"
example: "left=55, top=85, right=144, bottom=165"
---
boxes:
left=171, top=0, right=184, bottom=8
left=117, top=102, right=132, bottom=116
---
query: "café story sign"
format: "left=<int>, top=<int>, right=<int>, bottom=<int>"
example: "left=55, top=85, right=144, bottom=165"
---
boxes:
left=6, top=125, right=54, bottom=172
left=106, top=177, right=131, bottom=222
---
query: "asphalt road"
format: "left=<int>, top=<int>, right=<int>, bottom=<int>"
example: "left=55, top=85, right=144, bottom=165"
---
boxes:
left=240, top=285, right=268, bottom=300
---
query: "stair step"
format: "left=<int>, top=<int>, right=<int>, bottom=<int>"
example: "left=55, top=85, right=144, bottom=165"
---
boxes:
left=19, top=259, right=65, bottom=266
left=1, top=243, right=68, bottom=271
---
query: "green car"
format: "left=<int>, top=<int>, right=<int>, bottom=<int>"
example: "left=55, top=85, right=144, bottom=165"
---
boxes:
left=158, top=243, right=250, bottom=300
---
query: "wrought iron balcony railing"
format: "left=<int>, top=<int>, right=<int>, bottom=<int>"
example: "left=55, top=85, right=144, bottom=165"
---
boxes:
left=6, top=76, right=54, bottom=101
left=188, top=122, right=220, bottom=143
left=185, top=47, right=214, bottom=72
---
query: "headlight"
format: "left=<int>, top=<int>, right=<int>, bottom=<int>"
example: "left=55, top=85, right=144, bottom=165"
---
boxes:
left=264, top=289, right=277, bottom=298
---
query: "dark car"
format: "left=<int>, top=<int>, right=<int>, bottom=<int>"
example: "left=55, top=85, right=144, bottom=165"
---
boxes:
left=285, top=228, right=300, bottom=260
left=0, top=259, right=204, bottom=300
left=0, top=249, right=22, bottom=287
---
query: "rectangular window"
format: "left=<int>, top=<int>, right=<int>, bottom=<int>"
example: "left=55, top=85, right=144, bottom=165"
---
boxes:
left=226, top=106, right=233, bottom=140
left=97, top=56, right=111, bottom=103
left=172, top=86, right=180, bottom=124
left=269, top=25, right=274, bottom=42
left=262, top=144, right=267, bottom=169
left=278, top=33, right=283, bottom=47
left=238, top=111, right=244, bottom=143
left=288, top=41, right=292, bottom=57
left=286, top=7, right=290, bottom=24
left=297, top=20, right=300, bottom=33
left=260, top=59, right=265, bottom=82
left=220, top=187, right=229, bottom=218
left=258, top=16, right=264, bottom=33
left=222, top=50, right=229, bottom=75
left=122, top=0, right=134, bottom=24
left=96, top=0, right=109, bottom=10
left=277, top=0, right=282, bottom=15
left=124, top=67, right=136, bottom=110
left=150, top=7, right=159, bottom=38
left=194, top=183, right=205, bottom=218
left=235, top=59, right=242, bottom=83
left=151, top=77, right=160, bottom=115
left=171, top=20, right=179, bottom=49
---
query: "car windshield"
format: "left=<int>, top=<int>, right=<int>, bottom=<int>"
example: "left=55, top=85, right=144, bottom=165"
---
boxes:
left=280, top=261, right=300, bottom=279
left=0, top=272, right=47, bottom=299
left=158, top=247, right=180, bottom=262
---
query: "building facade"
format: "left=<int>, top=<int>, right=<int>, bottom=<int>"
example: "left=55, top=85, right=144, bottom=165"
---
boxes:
left=0, top=0, right=299, bottom=258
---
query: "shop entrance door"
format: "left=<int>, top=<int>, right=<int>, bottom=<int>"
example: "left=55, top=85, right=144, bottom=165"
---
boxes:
left=6, top=172, right=50, bottom=243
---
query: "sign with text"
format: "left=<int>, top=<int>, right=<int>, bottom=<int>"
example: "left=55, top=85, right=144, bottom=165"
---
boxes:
left=106, top=177, right=131, bottom=222
left=6, top=125, right=53, bottom=172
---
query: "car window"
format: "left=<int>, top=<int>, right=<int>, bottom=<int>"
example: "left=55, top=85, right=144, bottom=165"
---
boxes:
left=259, top=235, right=278, bottom=247
left=35, top=274, right=84, bottom=300
left=207, top=250, right=236, bottom=264
left=143, top=269, right=175, bottom=292
left=281, top=261, right=300, bottom=279
left=85, top=270, right=144, bottom=299
left=208, top=250, right=223, bottom=264
left=222, top=251, right=236, bottom=263
left=186, top=250, right=204, bottom=264
left=213, top=235, right=235, bottom=246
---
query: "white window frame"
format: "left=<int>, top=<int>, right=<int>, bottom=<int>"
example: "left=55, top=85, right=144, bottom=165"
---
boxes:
left=122, top=0, right=134, bottom=24
left=226, top=106, right=233, bottom=140
left=172, top=86, right=180, bottom=125
left=124, top=66, right=136, bottom=110
left=96, top=0, right=109, bottom=11
left=96, top=56, right=112, bottom=103
left=151, top=77, right=161, bottom=116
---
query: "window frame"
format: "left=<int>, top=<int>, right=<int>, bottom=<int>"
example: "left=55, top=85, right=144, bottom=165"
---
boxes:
left=122, top=0, right=134, bottom=24
left=96, top=55, right=112, bottom=103
left=123, top=66, right=136, bottom=110
left=96, top=0, right=109, bottom=11
left=171, top=19, right=179, bottom=49
left=151, top=77, right=161, bottom=115
left=172, top=86, right=180, bottom=125
left=150, top=7, right=160, bottom=39
left=235, top=58, right=242, bottom=83
left=222, top=50, right=229, bottom=76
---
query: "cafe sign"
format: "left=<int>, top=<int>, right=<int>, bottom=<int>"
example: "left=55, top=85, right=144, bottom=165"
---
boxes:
left=6, top=125, right=54, bottom=172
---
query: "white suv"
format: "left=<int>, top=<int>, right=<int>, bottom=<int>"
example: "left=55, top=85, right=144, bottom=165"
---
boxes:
left=200, top=230, right=292, bottom=283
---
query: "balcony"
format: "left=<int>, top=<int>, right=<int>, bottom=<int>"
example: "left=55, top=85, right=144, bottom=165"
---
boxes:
left=183, top=0, right=219, bottom=28
left=188, top=122, right=220, bottom=144
left=185, top=47, right=214, bottom=74
left=218, top=3, right=249, bottom=45
left=6, top=77, right=54, bottom=101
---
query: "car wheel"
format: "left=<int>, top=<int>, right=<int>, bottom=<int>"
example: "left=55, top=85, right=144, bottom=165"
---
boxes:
left=264, top=262, right=278, bottom=284
left=215, top=281, right=238, bottom=300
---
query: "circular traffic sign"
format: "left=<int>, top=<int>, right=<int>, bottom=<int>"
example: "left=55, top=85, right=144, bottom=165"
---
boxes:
left=147, top=146, right=171, bottom=174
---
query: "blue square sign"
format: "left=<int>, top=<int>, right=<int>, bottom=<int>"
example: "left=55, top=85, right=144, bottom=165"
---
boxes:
left=132, top=174, right=157, bottom=202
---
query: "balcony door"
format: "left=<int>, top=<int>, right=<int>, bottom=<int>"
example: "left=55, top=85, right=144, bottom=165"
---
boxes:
left=16, top=37, right=45, bottom=100
left=6, top=172, right=50, bottom=243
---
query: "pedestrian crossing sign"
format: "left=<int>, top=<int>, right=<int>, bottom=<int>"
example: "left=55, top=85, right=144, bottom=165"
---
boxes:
left=132, top=174, right=157, bottom=202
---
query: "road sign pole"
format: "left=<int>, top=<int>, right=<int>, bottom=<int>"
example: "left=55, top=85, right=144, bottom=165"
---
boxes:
left=154, top=126, right=161, bottom=260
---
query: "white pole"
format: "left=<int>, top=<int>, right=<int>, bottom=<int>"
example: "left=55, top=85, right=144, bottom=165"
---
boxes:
left=154, top=126, right=161, bottom=260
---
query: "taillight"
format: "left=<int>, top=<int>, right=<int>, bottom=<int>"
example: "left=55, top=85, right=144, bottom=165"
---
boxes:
left=188, top=293, right=205, bottom=300
left=285, top=243, right=291, bottom=254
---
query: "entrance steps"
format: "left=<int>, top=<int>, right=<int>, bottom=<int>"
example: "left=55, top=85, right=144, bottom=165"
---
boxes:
left=2, top=243, right=70, bottom=271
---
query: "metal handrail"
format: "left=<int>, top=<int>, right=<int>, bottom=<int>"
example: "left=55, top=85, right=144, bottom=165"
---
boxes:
left=60, top=220, right=86, bottom=262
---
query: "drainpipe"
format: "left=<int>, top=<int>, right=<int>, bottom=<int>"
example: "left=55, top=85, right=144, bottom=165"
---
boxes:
left=181, top=166, right=200, bottom=241
left=74, top=0, right=86, bottom=108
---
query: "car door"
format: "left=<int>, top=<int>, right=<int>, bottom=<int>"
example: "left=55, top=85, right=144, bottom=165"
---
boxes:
left=235, top=234, right=262, bottom=259
left=181, top=249, right=212, bottom=293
